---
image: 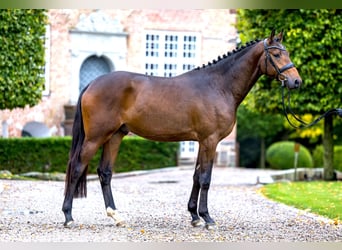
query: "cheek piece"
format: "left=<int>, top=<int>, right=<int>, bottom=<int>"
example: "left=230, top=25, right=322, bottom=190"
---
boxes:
left=263, top=39, right=295, bottom=86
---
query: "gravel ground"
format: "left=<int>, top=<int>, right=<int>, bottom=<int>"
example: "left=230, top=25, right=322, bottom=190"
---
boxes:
left=0, top=166, right=341, bottom=242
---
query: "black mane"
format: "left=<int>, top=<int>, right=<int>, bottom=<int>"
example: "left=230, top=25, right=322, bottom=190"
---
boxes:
left=194, top=39, right=261, bottom=70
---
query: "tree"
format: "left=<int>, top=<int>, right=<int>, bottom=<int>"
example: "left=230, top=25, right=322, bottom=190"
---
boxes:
left=236, top=9, right=342, bottom=180
left=0, top=9, right=47, bottom=110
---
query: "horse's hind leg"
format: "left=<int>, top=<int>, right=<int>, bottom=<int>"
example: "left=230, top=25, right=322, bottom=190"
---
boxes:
left=188, top=156, right=202, bottom=227
left=97, top=131, right=126, bottom=227
left=62, top=140, right=101, bottom=227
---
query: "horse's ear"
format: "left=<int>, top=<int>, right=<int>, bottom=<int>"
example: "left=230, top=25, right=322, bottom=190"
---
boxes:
left=267, top=29, right=276, bottom=44
left=278, top=29, right=284, bottom=42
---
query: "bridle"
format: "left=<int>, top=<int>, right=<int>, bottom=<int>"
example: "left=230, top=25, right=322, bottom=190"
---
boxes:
left=263, top=39, right=295, bottom=85
left=263, top=39, right=342, bottom=128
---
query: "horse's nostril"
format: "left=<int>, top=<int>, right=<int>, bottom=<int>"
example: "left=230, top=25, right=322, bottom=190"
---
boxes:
left=294, top=79, right=301, bottom=88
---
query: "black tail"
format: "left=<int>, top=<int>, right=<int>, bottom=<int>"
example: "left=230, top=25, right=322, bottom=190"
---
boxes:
left=64, top=85, right=89, bottom=198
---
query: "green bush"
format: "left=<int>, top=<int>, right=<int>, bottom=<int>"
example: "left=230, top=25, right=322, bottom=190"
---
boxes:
left=312, top=145, right=342, bottom=172
left=0, top=10, right=47, bottom=110
left=266, top=141, right=313, bottom=170
left=0, top=137, right=179, bottom=174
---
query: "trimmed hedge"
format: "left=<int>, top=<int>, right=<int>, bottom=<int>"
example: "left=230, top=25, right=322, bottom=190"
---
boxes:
left=312, top=145, right=342, bottom=172
left=0, top=137, right=179, bottom=174
left=266, top=141, right=313, bottom=170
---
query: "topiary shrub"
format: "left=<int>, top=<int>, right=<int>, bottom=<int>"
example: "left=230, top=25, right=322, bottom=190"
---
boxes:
left=266, top=141, right=313, bottom=170
left=313, top=145, right=342, bottom=172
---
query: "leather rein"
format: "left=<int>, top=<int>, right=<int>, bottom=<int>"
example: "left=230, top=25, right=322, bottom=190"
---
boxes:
left=263, top=39, right=342, bottom=129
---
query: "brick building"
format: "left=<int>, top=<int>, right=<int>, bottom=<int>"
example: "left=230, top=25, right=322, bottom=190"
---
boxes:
left=0, top=9, right=238, bottom=166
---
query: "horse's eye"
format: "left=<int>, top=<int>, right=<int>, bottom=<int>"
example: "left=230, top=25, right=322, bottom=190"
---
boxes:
left=273, top=53, right=281, bottom=58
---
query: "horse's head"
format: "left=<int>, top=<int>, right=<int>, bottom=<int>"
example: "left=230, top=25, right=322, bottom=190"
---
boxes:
left=261, top=30, right=302, bottom=89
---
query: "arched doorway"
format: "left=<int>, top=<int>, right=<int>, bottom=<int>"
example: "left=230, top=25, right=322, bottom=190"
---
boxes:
left=64, top=55, right=112, bottom=136
left=79, top=55, right=112, bottom=92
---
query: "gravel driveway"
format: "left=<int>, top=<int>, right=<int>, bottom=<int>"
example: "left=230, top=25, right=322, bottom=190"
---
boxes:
left=0, top=166, right=341, bottom=242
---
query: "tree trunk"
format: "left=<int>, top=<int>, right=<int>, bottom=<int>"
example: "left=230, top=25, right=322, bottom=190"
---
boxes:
left=260, top=137, right=265, bottom=169
left=323, top=115, right=334, bottom=180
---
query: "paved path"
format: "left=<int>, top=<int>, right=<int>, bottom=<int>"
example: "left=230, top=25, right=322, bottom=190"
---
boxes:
left=0, top=166, right=341, bottom=242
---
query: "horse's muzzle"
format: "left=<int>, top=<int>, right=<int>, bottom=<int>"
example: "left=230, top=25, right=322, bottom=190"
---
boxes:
left=286, top=78, right=302, bottom=89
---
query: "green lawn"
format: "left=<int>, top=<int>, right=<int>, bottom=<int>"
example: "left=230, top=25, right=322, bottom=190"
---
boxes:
left=261, top=181, right=342, bottom=223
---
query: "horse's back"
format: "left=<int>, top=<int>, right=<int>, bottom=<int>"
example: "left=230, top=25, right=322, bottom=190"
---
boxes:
left=83, top=71, right=198, bottom=108
left=85, top=71, right=146, bottom=93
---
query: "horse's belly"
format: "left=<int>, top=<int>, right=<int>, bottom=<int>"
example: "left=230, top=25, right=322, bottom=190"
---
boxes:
left=125, top=114, right=197, bottom=142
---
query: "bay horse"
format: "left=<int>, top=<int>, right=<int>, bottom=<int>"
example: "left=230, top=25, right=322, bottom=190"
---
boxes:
left=62, top=30, right=302, bottom=229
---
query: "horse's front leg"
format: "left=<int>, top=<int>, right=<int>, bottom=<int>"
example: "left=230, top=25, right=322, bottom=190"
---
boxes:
left=97, top=132, right=126, bottom=227
left=198, top=158, right=215, bottom=230
left=188, top=140, right=217, bottom=230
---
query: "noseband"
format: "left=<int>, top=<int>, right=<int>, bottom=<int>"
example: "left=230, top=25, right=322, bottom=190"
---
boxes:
left=263, top=39, right=295, bottom=85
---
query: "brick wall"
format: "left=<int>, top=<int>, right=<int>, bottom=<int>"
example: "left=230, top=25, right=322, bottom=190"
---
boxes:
left=0, top=9, right=237, bottom=138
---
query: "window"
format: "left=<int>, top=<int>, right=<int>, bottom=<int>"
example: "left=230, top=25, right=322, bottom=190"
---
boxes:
left=144, top=31, right=200, bottom=77
left=189, top=141, right=196, bottom=152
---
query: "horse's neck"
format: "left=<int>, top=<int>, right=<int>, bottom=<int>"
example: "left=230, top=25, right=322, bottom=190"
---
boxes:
left=218, top=42, right=264, bottom=106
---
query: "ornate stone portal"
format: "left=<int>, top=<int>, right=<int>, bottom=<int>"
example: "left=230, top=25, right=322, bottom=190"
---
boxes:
left=64, top=11, right=128, bottom=135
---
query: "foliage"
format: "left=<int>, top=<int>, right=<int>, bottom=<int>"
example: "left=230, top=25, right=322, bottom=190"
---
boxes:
left=312, top=145, right=342, bottom=171
left=236, top=9, right=342, bottom=115
left=0, top=9, right=47, bottom=110
left=262, top=182, right=342, bottom=223
left=0, top=137, right=179, bottom=174
left=284, top=114, right=323, bottom=143
left=237, top=9, right=342, bottom=180
left=237, top=104, right=284, bottom=167
left=237, top=104, right=284, bottom=140
left=266, top=141, right=313, bottom=169
left=110, top=136, right=179, bottom=173
left=238, top=137, right=260, bottom=168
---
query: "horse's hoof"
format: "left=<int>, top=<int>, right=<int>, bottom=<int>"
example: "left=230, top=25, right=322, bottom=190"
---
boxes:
left=191, top=219, right=203, bottom=227
left=205, top=222, right=217, bottom=230
left=64, top=220, right=74, bottom=228
left=116, top=220, right=126, bottom=227
left=106, top=207, right=126, bottom=227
